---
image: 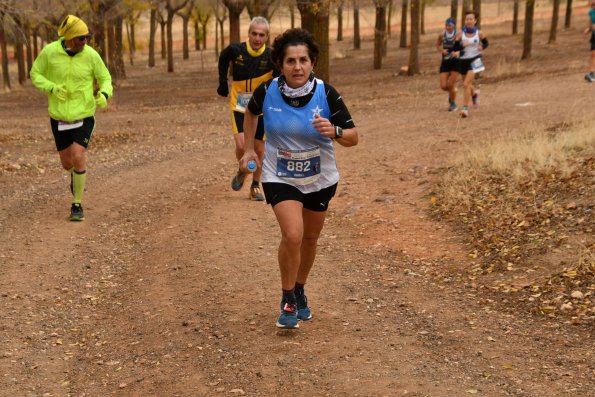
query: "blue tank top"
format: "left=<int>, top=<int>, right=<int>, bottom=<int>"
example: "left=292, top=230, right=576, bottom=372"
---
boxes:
left=590, top=8, right=595, bottom=26
left=262, top=78, right=339, bottom=193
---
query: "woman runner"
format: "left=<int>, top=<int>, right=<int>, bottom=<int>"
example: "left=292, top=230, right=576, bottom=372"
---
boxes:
left=437, top=18, right=460, bottom=112
left=240, top=28, right=358, bottom=329
left=454, top=11, right=488, bottom=118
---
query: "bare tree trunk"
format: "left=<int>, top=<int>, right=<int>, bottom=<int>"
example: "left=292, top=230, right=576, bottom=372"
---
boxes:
left=218, top=18, right=225, bottom=54
left=421, top=0, right=426, bottom=34
left=160, top=20, right=167, bottom=59
left=182, top=15, right=190, bottom=59
left=461, top=0, right=470, bottom=27
left=313, top=0, right=330, bottom=81
left=289, top=2, right=295, bottom=28
left=298, top=1, right=315, bottom=33
left=374, top=2, right=387, bottom=69
left=15, top=24, right=26, bottom=85
left=26, top=27, right=33, bottom=78
left=167, top=11, right=175, bottom=72
left=229, top=9, right=241, bottom=43
left=126, top=21, right=134, bottom=65
left=451, top=0, right=458, bottom=19
left=472, top=0, right=481, bottom=28
left=548, top=0, right=560, bottom=43
left=198, top=13, right=210, bottom=50
left=107, top=23, right=116, bottom=75
left=522, top=0, right=535, bottom=60
left=400, top=0, right=408, bottom=48
left=0, top=26, right=11, bottom=91
left=353, top=0, right=361, bottom=49
left=130, top=20, right=136, bottom=50
left=193, top=19, right=200, bottom=50
left=114, top=15, right=126, bottom=79
left=337, top=1, right=343, bottom=41
left=513, top=0, right=519, bottom=34
left=33, top=30, right=39, bottom=58
left=89, top=0, right=107, bottom=61
left=388, top=0, right=393, bottom=37
left=223, top=0, right=247, bottom=43
left=149, top=8, right=157, bottom=67
left=408, top=0, right=420, bottom=74
left=564, top=0, right=572, bottom=29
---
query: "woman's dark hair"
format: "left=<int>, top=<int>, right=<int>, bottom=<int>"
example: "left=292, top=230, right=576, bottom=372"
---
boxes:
left=271, top=28, right=319, bottom=68
left=464, top=10, right=478, bottom=20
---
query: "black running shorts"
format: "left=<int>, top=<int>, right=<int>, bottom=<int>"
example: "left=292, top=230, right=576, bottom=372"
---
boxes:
left=439, top=57, right=459, bottom=73
left=458, top=56, right=481, bottom=75
left=232, top=111, right=265, bottom=140
left=261, top=182, right=338, bottom=212
left=50, top=116, right=95, bottom=151
left=591, top=31, right=595, bottom=51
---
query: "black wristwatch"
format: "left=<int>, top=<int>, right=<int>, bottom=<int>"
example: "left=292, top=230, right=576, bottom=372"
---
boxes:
left=334, top=125, right=343, bottom=139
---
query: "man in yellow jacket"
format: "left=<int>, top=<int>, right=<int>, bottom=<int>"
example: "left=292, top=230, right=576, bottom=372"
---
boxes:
left=30, top=15, right=113, bottom=221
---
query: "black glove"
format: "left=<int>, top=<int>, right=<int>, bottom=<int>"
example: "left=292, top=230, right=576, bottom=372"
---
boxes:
left=217, top=82, right=229, bottom=97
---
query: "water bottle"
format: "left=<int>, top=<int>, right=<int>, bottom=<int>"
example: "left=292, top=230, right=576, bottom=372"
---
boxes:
left=247, top=160, right=257, bottom=173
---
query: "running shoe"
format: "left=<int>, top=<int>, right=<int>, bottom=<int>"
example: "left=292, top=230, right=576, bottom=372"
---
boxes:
left=472, top=90, right=480, bottom=108
left=231, top=169, right=246, bottom=191
left=448, top=101, right=458, bottom=112
left=249, top=185, right=264, bottom=201
left=460, top=106, right=469, bottom=118
left=296, top=293, right=312, bottom=321
left=69, top=203, right=85, bottom=221
left=585, top=73, right=595, bottom=83
left=276, top=301, right=299, bottom=329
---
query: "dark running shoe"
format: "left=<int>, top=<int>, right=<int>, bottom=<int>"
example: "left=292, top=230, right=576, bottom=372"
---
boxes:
left=296, top=293, right=312, bottom=321
left=69, top=203, right=85, bottom=221
left=231, top=169, right=246, bottom=191
left=276, top=301, right=299, bottom=329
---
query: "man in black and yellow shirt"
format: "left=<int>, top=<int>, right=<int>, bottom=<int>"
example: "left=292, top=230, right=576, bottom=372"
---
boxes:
left=218, top=17, right=276, bottom=201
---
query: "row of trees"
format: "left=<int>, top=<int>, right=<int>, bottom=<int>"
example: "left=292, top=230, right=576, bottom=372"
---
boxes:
left=0, top=0, right=582, bottom=92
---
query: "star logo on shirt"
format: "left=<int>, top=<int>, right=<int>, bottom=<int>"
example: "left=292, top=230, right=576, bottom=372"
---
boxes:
left=311, top=105, right=323, bottom=119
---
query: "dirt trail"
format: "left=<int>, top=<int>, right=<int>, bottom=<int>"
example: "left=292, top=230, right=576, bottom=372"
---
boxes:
left=1, top=24, right=593, bottom=397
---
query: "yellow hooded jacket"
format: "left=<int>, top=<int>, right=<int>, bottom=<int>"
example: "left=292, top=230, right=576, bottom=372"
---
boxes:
left=30, top=39, right=113, bottom=122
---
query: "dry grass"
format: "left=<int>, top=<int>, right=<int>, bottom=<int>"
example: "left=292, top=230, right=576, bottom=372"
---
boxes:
left=441, top=120, right=595, bottom=206
left=434, top=120, right=594, bottom=323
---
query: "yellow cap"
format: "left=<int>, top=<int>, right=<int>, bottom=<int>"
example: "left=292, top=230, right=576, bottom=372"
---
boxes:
left=58, top=15, right=89, bottom=40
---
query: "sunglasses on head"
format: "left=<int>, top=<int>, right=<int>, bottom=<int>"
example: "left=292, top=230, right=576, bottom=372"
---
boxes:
left=77, top=34, right=92, bottom=42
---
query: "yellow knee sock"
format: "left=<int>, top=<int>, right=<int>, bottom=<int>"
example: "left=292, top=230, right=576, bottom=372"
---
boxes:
left=72, top=170, right=86, bottom=204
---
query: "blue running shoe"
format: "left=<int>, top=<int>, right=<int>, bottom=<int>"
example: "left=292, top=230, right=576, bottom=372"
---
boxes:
left=231, top=169, right=246, bottom=191
left=296, top=293, right=312, bottom=321
left=276, top=301, right=299, bottom=329
left=448, top=101, right=458, bottom=112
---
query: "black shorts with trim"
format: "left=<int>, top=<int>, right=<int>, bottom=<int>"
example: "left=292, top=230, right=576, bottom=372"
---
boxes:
left=233, top=111, right=265, bottom=140
left=591, top=32, right=595, bottom=51
left=50, top=116, right=95, bottom=151
left=439, top=57, right=459, bottom=73
left=261, top=182, right=338, bottom=212
left=457, top=55, right=481, bottom=75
